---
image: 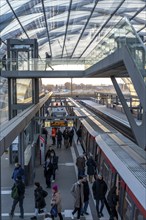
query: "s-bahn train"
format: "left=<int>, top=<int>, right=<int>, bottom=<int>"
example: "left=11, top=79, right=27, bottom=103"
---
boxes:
left=68, top=98, right=146, bottom=220
left=47, top=101, right=68, bottom=118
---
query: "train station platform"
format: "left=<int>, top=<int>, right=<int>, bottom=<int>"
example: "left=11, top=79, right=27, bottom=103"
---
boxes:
left=1, top=128, right=110, bottom=220
left=81, top=100, right=141, bottom=125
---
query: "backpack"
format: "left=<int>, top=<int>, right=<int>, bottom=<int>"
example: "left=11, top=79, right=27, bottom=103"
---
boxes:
left=11, top=184, right=19, bottom=199
left=42, top=190, right=48, bottom=198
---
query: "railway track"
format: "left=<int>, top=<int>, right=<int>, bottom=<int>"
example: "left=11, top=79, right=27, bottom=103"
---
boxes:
left=78, top=100, right=137, bottom=144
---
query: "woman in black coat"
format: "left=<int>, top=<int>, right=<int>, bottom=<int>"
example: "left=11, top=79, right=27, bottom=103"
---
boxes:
left=31, top=182, right=48, bottom=220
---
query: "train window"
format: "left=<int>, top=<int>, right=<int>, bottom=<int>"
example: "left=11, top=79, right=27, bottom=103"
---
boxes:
left=123, top=192, right=133, bottom=220
left=89, top=136, right=95, bottom=156
left=134, top=207, right=145, bottom=220
left=82, top=127, right=88, bottom=152
left=102, top=161, right=111, bottom=189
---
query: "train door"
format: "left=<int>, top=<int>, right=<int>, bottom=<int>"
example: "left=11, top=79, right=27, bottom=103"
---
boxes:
left=122, top=191, right=134, bottom=220
left=134, top=206, right=146, bottom=220
left=118, top=177, right=126, bottom=218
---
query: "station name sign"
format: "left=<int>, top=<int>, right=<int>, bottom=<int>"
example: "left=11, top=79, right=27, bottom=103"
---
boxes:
left=45, top=120, right=73, bottom=127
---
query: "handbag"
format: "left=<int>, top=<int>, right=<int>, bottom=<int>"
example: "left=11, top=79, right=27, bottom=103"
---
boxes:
left=50, top=204, right=58, bottom=217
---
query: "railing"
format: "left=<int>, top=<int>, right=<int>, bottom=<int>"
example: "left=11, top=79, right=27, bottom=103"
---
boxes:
left=1, top=58, right=88, bottom=71
left=85, top=17, right=146, bottom=79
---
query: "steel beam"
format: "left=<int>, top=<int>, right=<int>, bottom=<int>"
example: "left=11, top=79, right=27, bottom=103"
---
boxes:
left=79, top=0, right=126, bottom=58
left=111, top=76, right=146, bottom=150
left=1, top=70, right=84, bottom=78
left=61, top=0, right=73, bottom=57
left=34, top=116, right=87, bottom=120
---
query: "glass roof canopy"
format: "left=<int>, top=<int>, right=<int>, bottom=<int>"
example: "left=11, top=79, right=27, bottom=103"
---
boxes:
left=0, top=0, right=146, bottom=59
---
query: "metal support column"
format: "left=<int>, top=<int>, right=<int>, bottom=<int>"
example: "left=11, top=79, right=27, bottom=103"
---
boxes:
left=32, top=78, right=39, bottom=104
left=8, top=78, right=17, bottom=119
left=71, top=78, right=73, bottom=96
left=111, top=76, right=146, bottom=149
left=0, top=153, right=1, bottom=217
left=18, top=132, right=25, bottom=168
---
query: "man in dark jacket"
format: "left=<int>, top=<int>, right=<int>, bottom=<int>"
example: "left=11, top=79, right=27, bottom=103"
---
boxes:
left=76, top=154, right=86, bottom=178
left=107, top=186, right=118, bottom=220
left=76, top=126, right=82, bottom=144
left=92, top=173, right=107, bottom=218
left=56, top=128, right=63, bottom=148
left=63, top=127, right=69, bottom=148
left=10, top=176, right=25, bottom=219
left=31, top=182, right=48, bottom=219
left=68, top=127, right=74, bottom=147
left=86, top=155, right=96, bottom=183
left=81, top=175, right=90, bottom=215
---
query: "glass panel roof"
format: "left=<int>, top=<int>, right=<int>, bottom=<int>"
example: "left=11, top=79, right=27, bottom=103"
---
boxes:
left=0, top=0, right=146, bottom=58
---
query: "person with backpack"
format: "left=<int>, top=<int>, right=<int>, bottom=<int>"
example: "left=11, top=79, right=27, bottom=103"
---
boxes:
left=107, top=186, right=119, bottom=220
left=31, top=182, right=48, bottom=220
left=10, top=176, right=25, bottom=219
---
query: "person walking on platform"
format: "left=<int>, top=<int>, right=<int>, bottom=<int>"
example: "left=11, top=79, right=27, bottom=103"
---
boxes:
left=81, top=175, right=90, bottom=216
left=42, top=126, right=48, bottom=144
left=70, top=176, right=84, bottom=220
left=50, top=149, right=59, bottom=182
left=76, top=125, right=82, bottom=145
left=45, top=52, right=54, bottom=70
left=56, top=128, right=63, bottom=148
left=76, top=154, right=86, bottom=178
left=31, top=182, right=48, bottom=220
left=86, top=155, right=97, bottom=183
left=50, top=184, right=64, bottom=220
left=92, top=173, right=107, bottom=218
left=107, top=186, right=119, bottom=220
left=69, top=127, right=74, bottom=147
left=12, top=163, right=25, bottom=182
left=51, top=128, right=57, bottom=145
left=10, top=176, right=25, bottom=219
left=63, top=127, right=69, bottom=148
left=2, top=54, right=7, bottom=70
left=45, top=147, right=52, bottom=161
left=44, top=149, right=58, bottom=187
left=44, top=155, right=54, bottom=188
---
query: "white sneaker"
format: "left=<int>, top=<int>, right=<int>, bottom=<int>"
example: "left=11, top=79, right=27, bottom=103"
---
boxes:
left=71, top=214, right=74, bottom=219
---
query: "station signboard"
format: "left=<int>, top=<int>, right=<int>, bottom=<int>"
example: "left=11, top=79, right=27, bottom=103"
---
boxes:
left=45, top=120, right=73, bottom=127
